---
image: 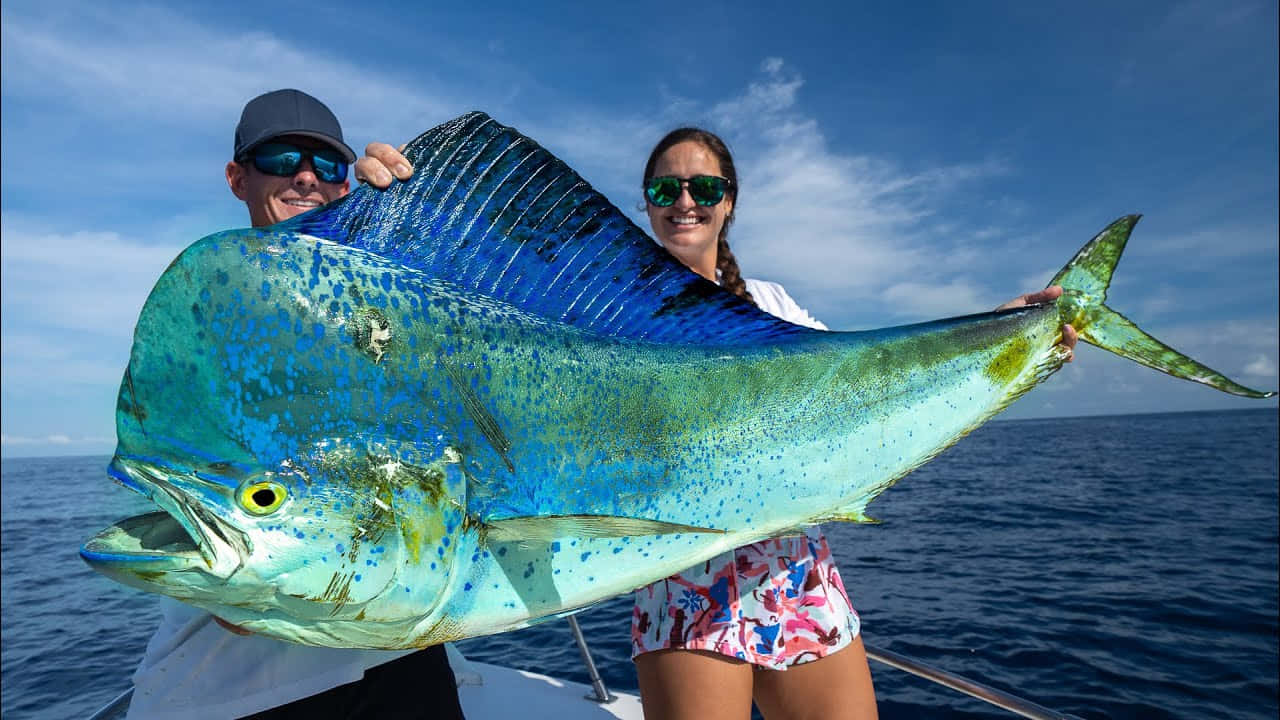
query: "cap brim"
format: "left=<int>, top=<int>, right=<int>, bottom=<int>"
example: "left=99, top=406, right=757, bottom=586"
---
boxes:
left=240, top=130, right=357, bottom=164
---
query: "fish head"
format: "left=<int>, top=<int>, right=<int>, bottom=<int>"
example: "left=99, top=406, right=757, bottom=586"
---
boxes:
left=81, top=229, right=472, bottom=644
left=83, top=436, right=469, bottom=638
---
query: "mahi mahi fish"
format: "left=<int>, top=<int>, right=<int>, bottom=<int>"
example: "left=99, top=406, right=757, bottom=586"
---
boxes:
left=80, top=112, right=1274, bottom=649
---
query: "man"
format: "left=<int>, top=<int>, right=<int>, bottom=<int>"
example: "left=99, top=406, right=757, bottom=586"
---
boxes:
left=226, top=88, right=411, bottom=225
left=126, top=89, right=462, bottom=720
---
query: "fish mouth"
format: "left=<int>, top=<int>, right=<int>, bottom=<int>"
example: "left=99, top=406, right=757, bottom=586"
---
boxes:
left=80, top=457, right=249, bottom=581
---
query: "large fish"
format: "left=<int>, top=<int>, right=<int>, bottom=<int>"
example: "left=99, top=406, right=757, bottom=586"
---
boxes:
left=80, top=113, right=1272, bottom=649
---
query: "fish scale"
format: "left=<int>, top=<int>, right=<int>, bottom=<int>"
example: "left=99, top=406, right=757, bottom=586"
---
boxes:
left=81, top=113, right=1272, bottom=649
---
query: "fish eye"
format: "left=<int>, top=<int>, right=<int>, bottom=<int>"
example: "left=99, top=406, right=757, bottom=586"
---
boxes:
left=237, top=480, right=288, bottom=516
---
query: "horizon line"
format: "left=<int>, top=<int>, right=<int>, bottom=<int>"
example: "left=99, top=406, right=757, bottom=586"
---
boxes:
left=2, top=405, right=1274, bottom=462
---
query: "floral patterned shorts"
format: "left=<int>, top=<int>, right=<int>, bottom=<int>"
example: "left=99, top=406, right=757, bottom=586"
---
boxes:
left=631, top=529, right=859, bottom=670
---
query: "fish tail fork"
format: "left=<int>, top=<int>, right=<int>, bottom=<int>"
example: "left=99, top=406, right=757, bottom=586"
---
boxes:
left=1051, top=215, right=1274, bottom=399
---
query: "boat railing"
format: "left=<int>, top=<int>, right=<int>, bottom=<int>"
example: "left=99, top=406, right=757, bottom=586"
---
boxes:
left=85, top=688, right=133, bottom=720
left=862, top=644, right=1084, bottom=720
left=567, top=616, right=616, bottom=703
left=84, top=622, right=1084, bottom=719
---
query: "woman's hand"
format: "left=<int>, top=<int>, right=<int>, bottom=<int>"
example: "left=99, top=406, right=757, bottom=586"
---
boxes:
left=354, top=142, right=413, bottom=189
left=996, top=285, right=1078, bottom=361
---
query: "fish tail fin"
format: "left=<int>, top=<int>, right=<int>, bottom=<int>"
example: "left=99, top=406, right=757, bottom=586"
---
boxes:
left=1051, top=215, right=1274, bottom=399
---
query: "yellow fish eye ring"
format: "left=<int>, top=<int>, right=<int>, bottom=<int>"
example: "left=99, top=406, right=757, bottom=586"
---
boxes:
left=237, top=479, right=288, bottom=516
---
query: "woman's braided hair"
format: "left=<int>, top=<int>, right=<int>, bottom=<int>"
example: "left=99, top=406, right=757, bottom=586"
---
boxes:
left=643, top=127, right=754, bottom=305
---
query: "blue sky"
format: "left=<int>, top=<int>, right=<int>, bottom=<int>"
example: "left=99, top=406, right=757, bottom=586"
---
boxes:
left=2, top=1, right=1276, bottom=458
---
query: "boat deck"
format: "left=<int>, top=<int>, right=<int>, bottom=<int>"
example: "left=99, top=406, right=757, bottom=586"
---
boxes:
left=455, top=656, right=642, bottom=720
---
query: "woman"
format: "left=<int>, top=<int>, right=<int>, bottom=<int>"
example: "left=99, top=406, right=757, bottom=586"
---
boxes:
left=631, top=127, right=879, bottom=720
left=631, top=128, right=1076, bottom=719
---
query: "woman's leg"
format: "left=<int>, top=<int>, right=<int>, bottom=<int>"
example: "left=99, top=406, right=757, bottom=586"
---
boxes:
left=751, top=636, right=878, bottom=720
left=635, top=648, right=755, bottom=720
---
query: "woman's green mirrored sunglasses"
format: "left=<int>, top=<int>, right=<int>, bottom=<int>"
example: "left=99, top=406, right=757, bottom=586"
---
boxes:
left=644, top=175, right=732, bottom=207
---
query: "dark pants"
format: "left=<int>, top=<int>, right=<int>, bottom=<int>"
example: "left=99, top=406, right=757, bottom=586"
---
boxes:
left=240, top=645, right=466, bottom=719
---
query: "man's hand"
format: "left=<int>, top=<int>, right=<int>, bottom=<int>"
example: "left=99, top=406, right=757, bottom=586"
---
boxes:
left=996, top=285, right=1078, bottom=361
left=354, top=142, right=413, bottom=189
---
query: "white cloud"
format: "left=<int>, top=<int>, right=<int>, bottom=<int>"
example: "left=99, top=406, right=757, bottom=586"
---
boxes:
left=1105, top=378, right=1142, bottom=394
left=1163, top=319, right=1280, bottom=354
left=0, top=216, right=181, bottom=338
left=0, top=332, right=129, bottom=387
left=1243, top=354, right=1277, bottom=378
left=710, top=58, right=806, bottom=129
left=1138, top=222, right=1280, bottom=260
left=1016, top=268, right=1063, bottom=294
left=880, top=280, right=990, bottom=318
left=2, top=433, right=72, bottom=445
left=0, top=216, right=180, bottom=402
left=0, top=4, right=458, bottom=159
left=633, top=58, right=1016, bottom=327
left=0, top=434, right=37, bottom=445
left=1138, top=285, right=1180, bottom=317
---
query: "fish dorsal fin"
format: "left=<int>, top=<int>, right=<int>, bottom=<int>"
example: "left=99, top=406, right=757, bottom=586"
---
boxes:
left=484, top=514, right=726, bottom=542
left=277, top=112, right=812, bottom=345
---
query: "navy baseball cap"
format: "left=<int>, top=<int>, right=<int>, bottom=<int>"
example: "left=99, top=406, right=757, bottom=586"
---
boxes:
left=233, top=89, right=356, bottom=163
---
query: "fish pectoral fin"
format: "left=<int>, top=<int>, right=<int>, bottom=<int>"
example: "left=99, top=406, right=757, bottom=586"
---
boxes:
left=483, top=515, right=725, bottom=542
left=440, top=358, right=516, bottom=472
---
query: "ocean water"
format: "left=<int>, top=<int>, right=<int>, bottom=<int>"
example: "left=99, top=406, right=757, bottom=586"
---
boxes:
left=2, top=408, right=1275, bottom=719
